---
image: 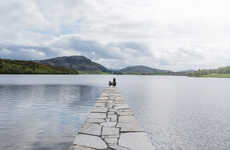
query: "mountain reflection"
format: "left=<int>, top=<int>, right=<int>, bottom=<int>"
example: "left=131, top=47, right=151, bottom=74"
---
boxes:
left=0, top=84, right=102, bottom=150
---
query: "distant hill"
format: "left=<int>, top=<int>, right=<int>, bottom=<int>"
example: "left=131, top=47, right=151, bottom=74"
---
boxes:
left=178, top=69, right=195, bottom=73
left=118, top=65, right=172, bottom=75
left=0, top=56, right=192, bottom=76
left=0, top=59, right=78, bottom=74
left=37, top=56, right=109, bottom=73
left=175, top=69, right=196, bottom=76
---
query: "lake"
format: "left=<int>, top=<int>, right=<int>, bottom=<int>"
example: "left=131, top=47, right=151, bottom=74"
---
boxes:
left=1, top=75, right=230, bottom=150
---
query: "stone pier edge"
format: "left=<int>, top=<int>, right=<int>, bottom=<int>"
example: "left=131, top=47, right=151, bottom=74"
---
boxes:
left=69, top=87, right=155, bottom=150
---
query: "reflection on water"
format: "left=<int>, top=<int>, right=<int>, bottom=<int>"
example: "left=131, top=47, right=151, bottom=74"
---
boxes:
left=2, top=75, right=230, bottom=150
left=118, top=76, right=230, bottom=150
left=0, top=84, right=103, bottom=150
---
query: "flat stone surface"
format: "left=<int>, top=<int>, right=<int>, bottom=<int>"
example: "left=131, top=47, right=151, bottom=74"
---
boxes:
left=86, top=118, right=105, bottom=123
left=79, top=123, right=102, bottom=136
left=119, top=132, right=155, bottom=150
left=101, top=121, right=117, bottom=127
left=102, top=127, right=119, bottom=136
left=88, top=113, right=106, bottom=119
left=119, top=116, right=136, bottom=123
left=104, top=137, right=118, bottom=144
left=70, top=87, right=154, bottom=150
left=119, top=111, right=134, bottom=116
left=108, top=144, right=129, bottom=150
left=108, top=114, right=117, bottom=122
left=115, top=104, right=130, bottom=110
left=74, top=134, right=107, bottom=149
left=95, top=103, right=106, bottom=107
left=91, top=107, right=108, bottom=113
left=70, top=145, right=95, bottom=150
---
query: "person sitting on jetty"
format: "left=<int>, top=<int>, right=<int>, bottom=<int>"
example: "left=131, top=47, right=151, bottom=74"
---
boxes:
left=108, top=81, right=112, bottom=87
left=108, top=78, right=117, bottom=87
left=112, top=78, right=116, bottom=87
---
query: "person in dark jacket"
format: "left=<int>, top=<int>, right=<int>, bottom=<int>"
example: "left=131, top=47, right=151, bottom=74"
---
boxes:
left=108, top=78, right=117, bottom=87
left=112, top=78, right=116, bottom=87
left=108, top=81, right=112, bottom=86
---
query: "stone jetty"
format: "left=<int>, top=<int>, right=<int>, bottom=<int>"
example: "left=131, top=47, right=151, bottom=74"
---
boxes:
left=69, top=87, right=155, bottom=150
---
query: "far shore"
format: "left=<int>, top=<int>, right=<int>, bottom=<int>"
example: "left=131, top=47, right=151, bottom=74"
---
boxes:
left=1, top=73, right=230, bottom=78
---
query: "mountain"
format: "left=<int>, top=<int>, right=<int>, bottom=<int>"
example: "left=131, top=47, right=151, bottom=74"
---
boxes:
left=37, top=56, right=109, bottom=73
left=0, top=59, right=78, bottom=74
left=178, top=69, right=195, bottom=73
left=118, top=65, right=172, bottom=75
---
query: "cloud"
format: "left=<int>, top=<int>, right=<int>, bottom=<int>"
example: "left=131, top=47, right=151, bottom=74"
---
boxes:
left=1, top=0, right=230, bottom=70
left=0, top=43, right=52, bottom=60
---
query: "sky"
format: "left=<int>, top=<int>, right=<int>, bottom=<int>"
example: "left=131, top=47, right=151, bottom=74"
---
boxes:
left=1, top=0, right=230, bottom=71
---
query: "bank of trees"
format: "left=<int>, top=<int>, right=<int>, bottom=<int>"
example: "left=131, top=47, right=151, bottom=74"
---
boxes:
left=0, top=59, right=78, bottom=74
left=188, top=66, right=230, bottom=77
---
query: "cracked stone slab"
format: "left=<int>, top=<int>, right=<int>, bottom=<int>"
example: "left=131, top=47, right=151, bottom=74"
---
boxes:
left=70, top=87, right=154, bottom=150
left=108, top=111, right=115, bottom=115
left=70, top=145, right=96, bottom=150
left=119, top=111, right=134, bottom=116
left=108, top=144, right=129, bottom=150
left=88, top=113, right=106, bottom=119
left=119, top=132, right=155, bottom=150
left=91, top=107, right=108, bottom=113
left=79, top=123, right=102, bottom=136
left=86, top=118, right=105, bottom=123
left=102, top=127, right=119, bottom=136
left=119, top=116, right=136, bottom=123
left=101, top=121, right=116, bottom=127
left=108, top=114, right=117, bottom=122
left=95, top=103, right=106, bottom=107
left=74, top=134, right=107, bottom=149
left=114, top=104, right=130, bottom=110
left=104, top=137, right=118, bottom=144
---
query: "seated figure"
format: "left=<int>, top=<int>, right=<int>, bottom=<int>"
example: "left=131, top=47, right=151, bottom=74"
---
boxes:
left=108, top=81, right=112, bottom=86
left=112, top=78, right=116, bottom=87
left=108, top=78, right=117, bottom=87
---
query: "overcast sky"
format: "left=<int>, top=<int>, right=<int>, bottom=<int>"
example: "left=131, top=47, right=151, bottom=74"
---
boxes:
left=1, top=0, right=230, bottom=71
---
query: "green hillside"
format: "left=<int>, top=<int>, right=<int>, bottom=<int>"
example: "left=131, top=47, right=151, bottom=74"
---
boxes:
left=0, top=59, right=79, bottom=74
left=188, top=66, right=230, bottom=78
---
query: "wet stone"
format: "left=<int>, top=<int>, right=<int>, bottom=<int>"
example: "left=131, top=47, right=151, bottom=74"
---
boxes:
left=101, top=121, right=116, bottom=127
left=79, top=123, right=102, bottom=136
left=119, top=111, right=134, bottom=116
left=104, top=137, right=118, bottom=144
left=70, top=87, right=154, bottom=150
left=86, top=118, right=105, bottom=123
left=102, top=127, right=119, bottom=136
left=91, top=107, right=108, bottom=113
left=95, top=103, right=106, bottom=107
left=70, top=145, right=96, bottom=150
left=115, top=104, right=130, bottom=110
left=74, top=134, right=107, bottom=149
left=108, top=114, right=117, bottom=122
left=119, top=115, right=136, bottom=123
left=88, top=113, right=106, bottom=119
left=108, top=144, right=129, bottom=150
left=108, top=111, right=115, bottom=115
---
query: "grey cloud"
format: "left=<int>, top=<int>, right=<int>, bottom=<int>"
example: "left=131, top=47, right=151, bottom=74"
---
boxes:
left=1, top=0, right=230, bottom=70
left=0, top=43, right=56, bottom=60
left=0, top=37, right=153, bottom=69
left=50, top=35, right=152, bottom=62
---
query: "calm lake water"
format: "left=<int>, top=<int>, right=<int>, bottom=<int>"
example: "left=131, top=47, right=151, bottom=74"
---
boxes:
left=1, top=75, right=230, bottom=150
